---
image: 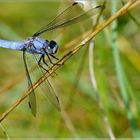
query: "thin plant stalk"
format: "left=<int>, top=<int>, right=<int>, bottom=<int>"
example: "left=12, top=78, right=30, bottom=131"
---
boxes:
left=88, top=0, right=115, bottom=138
left=89, top=41, right=115, bottom=139
left=111, top=0, right=139, bottom=137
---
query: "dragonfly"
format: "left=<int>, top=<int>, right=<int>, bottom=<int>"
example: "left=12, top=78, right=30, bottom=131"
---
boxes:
left=0, top=2, right=102, bottom=116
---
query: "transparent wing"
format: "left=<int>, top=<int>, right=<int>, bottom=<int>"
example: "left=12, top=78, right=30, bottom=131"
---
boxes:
left=33, top=2, right=102, bottom=36
left=23, top=51, right=37, bottom=117
left=33, top=2, right=79, bottom=36
left=33, top=54, right=61, bottom=111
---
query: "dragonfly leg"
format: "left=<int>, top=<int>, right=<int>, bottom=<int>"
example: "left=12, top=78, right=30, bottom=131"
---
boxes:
left=46, top=53, right=55, bottom=65
left=42, top=54, right=49, bottom=67
left=38, top=54, right=49, bottom=72
left=49, top=54, right=59, bottom=60
left=46, top=53, right=61, bottom=66
left=38, top=55, right=57, bottom=76
left=50, top=54, right=63, bottom=66
left=43, top=55, right=58, bottom=76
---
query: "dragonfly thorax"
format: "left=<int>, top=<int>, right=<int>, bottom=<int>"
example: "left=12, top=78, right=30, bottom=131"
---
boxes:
left=26, top=37, right=58, bottom=55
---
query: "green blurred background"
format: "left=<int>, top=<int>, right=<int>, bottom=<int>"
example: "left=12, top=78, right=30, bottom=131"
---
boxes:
left=0, top=0, right=140, bottom=138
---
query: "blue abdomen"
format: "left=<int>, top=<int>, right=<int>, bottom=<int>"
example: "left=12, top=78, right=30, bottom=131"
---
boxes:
left=0, top=40, right=24, bottom=51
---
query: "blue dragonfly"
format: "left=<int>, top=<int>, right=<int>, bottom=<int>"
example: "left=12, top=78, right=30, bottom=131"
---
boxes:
left=0, top=2, right=101, bottom=116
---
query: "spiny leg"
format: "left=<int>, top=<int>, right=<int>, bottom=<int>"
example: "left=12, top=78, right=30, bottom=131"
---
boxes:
left=49, top=54, right=59, bottom=60
left=49, top=54, right=64, bottom=66
left=43, top=55, right=58, bottom=76
left=50, top=54, right=62, bottom=66
left=38, top=54, right=56, bottom=76
left=46, top=53, right=61, bottom=66
left=38, top=54, right=49, bottom=72
left=46, top=53, right=55, bottom=65
left=42, top=54, right=49, bottom=67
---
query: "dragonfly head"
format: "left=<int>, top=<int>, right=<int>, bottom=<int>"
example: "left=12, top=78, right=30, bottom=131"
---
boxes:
left=45, top=40, right=58, bottom=54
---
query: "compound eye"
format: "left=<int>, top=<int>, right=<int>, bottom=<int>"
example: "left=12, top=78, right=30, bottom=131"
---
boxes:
left=50, top=40, right=57, bottom=49
left=50, top=40, right=58, bottom=54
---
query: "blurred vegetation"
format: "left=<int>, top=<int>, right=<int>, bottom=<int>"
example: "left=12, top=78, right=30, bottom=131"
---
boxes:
left=0, top=0, right=140, bottom=138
